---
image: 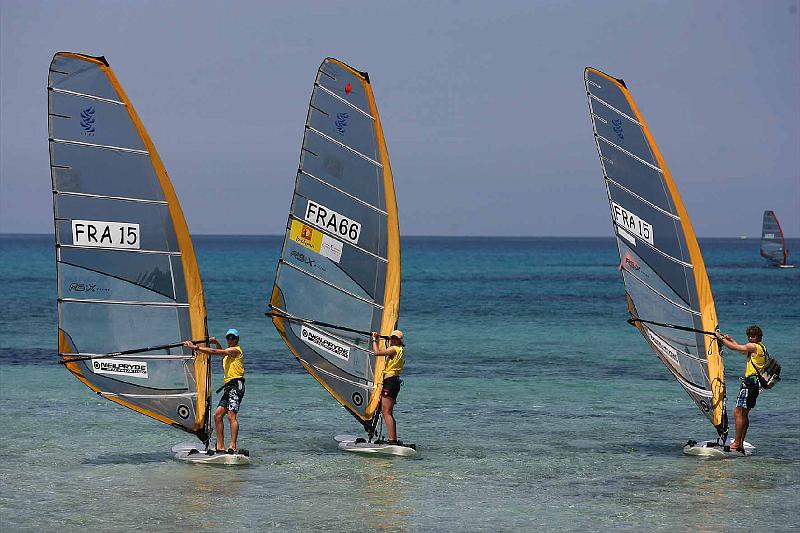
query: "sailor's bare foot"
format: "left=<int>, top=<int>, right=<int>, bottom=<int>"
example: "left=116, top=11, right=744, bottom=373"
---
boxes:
left=215, top=443, right=226, bottom=452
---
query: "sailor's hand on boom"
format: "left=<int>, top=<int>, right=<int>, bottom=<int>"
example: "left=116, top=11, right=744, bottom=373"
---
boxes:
left=371, top=332, right=397, bottom=358
left=183, top=340, right=199, bottom=350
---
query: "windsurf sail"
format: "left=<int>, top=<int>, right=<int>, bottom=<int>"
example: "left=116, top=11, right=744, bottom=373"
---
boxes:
left=48, top=52, right=211, bottom=441
left=269, top=58, right=400, bottom=436
left=760, top=210, right=789, bottom=266
left=584, top=67, right=728, bottom=439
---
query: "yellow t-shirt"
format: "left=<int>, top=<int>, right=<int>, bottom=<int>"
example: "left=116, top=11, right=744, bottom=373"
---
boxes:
left=223, top=346, right=245, bottom=383
left=744, top=343, right=766, bottom=378
left=383, top=345, right=404, bottom=378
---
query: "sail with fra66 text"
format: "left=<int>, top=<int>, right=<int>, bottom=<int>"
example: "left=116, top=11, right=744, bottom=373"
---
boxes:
left=49, top=52, right=211, bottom=442
left=584, top=67, right=728, bottom=440
left=269, top=58, right=401, bottom=437
left=760, top=210, right=792, bottom=267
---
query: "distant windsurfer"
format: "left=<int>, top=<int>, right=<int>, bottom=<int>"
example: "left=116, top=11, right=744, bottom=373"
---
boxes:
left=371, top=330, right=405, bottom=445
left=715, top=325, right=767, bottom=452
left=184, top=328, right=245, bottom=453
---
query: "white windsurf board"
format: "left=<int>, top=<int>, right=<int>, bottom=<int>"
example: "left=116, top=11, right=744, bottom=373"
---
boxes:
left=682, top=439, right=754, bottom=458
left=335, top=436, right=418, bottom=457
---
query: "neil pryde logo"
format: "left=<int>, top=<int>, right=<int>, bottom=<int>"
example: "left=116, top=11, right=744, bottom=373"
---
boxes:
left=69, top=282, right=109, bottom=293
left=80, top=107, right=96, bottom=135
left=92, top=359, right=148, bottom=378
left=301, top=326, right=350, bottom=360
left=611, top=118, right=624, bottom=140
left=335, top=112, right=349, bottom=135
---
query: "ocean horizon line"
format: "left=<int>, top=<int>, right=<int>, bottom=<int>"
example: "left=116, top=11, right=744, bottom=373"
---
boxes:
left=2, top=232, right=794, bottom=240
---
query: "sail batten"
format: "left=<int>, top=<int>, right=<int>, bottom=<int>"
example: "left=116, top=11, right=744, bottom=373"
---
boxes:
left=49, top=52, right=210, bottom=440
left=586, top=67, right=727, bottom=438
left=271, top=58, right=400, bottom=432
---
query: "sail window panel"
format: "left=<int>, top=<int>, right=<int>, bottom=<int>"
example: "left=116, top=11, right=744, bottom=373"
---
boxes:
left=598, top=138, right=674, bottom=214
left=624, top=279, right=702, bottom=358
left=586, top=71, right=638, bottom=125
left=60, top=247, right=175, bottom=300
left=60, top=263, right=175, bottom=303
left=291, top=188, right=385, bottom=258
left=301, top=130, right=384, bottom=210
left=275, top=266, right=378, bottom=384
left=607, top=182, right=686, bottom=262
left=308, top=88, right=378, bottom=163
left=675, top=353, right=710, bottom=390
left=279, top=320, right=372, bottom=418
left=49, top=92, right=145, bottom=151
left=69, top=357, right=196, bottom=430
left=60, top=301, right=184, bottom=355
left=283, top=237, right=383, bottom=301
left=49, top=55, right=119, bottom=101
left=317, top=61, right=371, bottom=116
left=590, top=100, right=657, bottom=169
left=276, top=265, right=378, bottom=337
left=73, top=352, right=190, bottom=391
left=285, top=319, right=374, bottom=382
left=51, top=143, right=163, bottom=201
left=618, top=238, right=693, bottom=317
left=55, top=196, right=179, bottom=252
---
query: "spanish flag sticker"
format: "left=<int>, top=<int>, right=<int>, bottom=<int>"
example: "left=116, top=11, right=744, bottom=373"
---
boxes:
left=290, top=219, right=343, bottom=263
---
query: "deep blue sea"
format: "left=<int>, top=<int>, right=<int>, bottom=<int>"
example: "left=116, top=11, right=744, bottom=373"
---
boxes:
left=1, top=234, right=798, bottom=531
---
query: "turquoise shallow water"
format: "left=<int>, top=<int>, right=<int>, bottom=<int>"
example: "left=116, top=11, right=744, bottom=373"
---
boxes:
left=1, top=234, right=799, bottom=531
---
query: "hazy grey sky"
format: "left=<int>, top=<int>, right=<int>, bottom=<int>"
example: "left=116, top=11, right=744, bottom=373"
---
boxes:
left=1, top=1, right=798, bottom=237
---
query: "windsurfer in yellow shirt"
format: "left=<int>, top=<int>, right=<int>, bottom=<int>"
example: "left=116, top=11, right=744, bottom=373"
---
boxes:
left=184, top=328, right=245, bottom=453
left=715, top=325, right=767, bottom=452
left=371, top=330, right=405, bottom=445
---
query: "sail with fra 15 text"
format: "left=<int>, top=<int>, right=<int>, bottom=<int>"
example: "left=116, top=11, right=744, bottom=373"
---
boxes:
left=584, top=67, right=729, bottom=444
left=49, top=52, right=212, bottom=445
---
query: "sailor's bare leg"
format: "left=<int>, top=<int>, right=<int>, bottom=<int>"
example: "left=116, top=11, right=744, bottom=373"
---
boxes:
left=227, top=411, right=239, bottom=451
left=381, top=397, right=397, bottom=442
left=731, top=406, right=749, bottom=449
left=214, top=406, right=226, bottom=450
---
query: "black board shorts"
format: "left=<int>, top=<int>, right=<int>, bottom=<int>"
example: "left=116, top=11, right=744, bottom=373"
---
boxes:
left=219, top=378, right=245, bottom=413
left=736, top=376, right=759, bottom=410
left=381, top=376, right=402, bottom=402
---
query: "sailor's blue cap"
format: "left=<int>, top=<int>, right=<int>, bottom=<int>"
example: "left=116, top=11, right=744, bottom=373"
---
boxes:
left=225, top=328, right=240, bottom=338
